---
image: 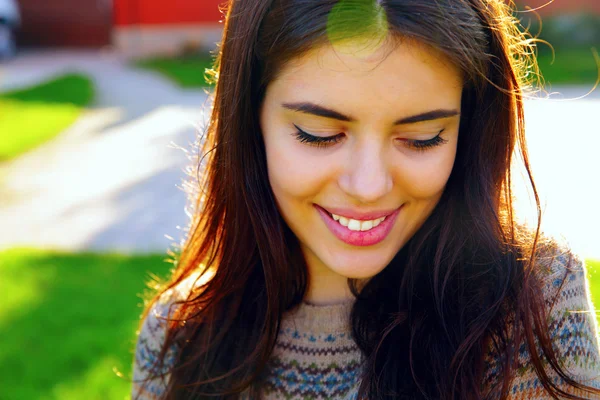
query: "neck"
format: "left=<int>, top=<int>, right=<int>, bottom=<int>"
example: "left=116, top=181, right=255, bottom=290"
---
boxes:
left=304, top=267, right=354, bottom=306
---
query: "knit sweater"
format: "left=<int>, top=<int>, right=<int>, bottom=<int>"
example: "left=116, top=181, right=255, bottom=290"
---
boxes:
left=132, top=249, right=600, bottom=399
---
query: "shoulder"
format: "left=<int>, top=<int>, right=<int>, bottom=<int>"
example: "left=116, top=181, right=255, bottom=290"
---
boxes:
left=131, top=288, right=182, bottom=399
left=510, top=241, right=600, bottom=397
left=131, top=270, right=208, bottom=399
left=534, top=242, right=600, bottom=373
left=534, top=241, right=596, bottom=325
left=483, top=240, right=600, bottom=398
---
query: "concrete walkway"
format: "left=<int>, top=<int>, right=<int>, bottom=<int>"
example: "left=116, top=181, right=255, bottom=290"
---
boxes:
left=0, top=50, right=598, bottom=258
left=0, top=50, right=210, bottom=253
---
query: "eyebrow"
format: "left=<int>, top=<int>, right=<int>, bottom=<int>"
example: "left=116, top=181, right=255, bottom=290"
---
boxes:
left=281, top=102, right=460, bottom=125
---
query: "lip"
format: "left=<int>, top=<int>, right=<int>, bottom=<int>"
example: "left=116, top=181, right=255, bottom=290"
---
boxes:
left=315, top=204, right=402, bottom=247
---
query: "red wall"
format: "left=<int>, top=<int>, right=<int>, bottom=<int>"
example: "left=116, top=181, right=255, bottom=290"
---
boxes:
left=519, top=0, right=600, bottom=15
left=114, top=0, right=223, bottom=26
left=113, top=0, right=599, bottom=27
left=16, top=0, right=112, bottom=47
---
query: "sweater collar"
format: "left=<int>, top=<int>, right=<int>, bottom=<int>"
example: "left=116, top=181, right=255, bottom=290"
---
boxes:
left=281, top=300, right=355, bottom=334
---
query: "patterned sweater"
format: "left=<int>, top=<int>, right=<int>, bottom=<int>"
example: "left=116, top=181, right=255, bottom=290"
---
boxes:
left=132, top=250, right=600, bottom=399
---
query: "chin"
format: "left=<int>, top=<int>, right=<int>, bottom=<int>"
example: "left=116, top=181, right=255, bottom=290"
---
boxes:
left=325, top=251, right=395, bottom=280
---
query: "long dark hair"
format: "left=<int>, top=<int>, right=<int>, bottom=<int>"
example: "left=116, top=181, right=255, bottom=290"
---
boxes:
left=137, top=0, right=600, bottom=399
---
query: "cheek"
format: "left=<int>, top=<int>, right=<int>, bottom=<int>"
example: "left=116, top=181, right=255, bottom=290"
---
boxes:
left=395, top=145, right=457, bottom=199
left=264, top=133, right=333, bottom=203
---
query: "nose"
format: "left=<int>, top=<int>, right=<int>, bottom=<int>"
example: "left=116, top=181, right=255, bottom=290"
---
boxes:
left=338, top=139, right=393, bottom=203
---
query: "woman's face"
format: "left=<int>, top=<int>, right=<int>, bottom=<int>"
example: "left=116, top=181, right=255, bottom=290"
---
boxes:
left=260, top=38, right=463, bottom=297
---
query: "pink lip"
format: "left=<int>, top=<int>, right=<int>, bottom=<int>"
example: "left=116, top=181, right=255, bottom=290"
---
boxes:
left=315, top=204, right=402, bottom=247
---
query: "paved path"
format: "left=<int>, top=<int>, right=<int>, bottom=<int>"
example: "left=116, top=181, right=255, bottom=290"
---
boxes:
left=0, top=50, right=209, bottom=253
left=0, top=51, right=598, bottom=258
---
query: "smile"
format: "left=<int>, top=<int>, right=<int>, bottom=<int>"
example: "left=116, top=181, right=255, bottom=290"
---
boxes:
left=314, top=205, right=402, bottom=247
left=331, top=213, right=386, bottom=231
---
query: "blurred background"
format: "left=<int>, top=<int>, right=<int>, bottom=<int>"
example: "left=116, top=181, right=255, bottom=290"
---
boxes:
left=0, top=0, right=598, bottom=398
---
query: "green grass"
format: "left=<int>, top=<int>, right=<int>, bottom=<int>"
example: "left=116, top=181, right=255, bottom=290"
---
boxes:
left=134, top=55, right=215, bottom=88
left=536, top=47, right=600, bottom=85
left=0, top=249, right=598, bottom=400
left=588, top=259, right=600, bottom=311
left=0, top=249, right=172, bottom=400
left=0, top=74, right=94, bottom=161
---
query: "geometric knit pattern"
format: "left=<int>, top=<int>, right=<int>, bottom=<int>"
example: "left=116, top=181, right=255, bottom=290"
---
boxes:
left=256, top=301, right=362, bottom=399
left=540, top=260, right=600, bottom=383
left=131, top=293, right=179, bottom=399
left=131, top=246, right=600, bottom=399
left=483, top=250, right=600, bottom=399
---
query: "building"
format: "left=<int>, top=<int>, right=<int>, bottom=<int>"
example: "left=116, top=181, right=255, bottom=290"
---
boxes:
left=518, top=0, right=600, bottom=15
left=15, top=0, right=222, bottom=55
left=14, top=0, right=599, bottom=54
left=113, top=0, right=223, bottom=55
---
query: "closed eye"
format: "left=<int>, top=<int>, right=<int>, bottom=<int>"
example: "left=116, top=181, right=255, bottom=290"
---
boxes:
left=400, top=130, right=448, bottom=151
left=292, top=125, right=345, bottom=148
left=292, top=125, right=448, bottom=152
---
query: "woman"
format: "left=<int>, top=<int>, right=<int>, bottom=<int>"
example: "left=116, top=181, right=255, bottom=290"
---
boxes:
left=132, top=0, right=600, bottom=399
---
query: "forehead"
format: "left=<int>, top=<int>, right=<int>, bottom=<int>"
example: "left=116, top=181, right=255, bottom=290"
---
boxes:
left=267, top=39, right=464, bottom=119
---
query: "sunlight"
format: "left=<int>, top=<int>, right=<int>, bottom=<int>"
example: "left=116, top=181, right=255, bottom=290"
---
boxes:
left=516, top=93, right=600, bottom=258
left=0, top=104, right=207, bottom=252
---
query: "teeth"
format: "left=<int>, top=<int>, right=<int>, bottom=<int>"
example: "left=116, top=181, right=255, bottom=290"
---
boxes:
left=360, top=220, right=373, bottom=231
left=330, top=213, right=386, bottom=231
left=347, top=219, right=361, bottom=231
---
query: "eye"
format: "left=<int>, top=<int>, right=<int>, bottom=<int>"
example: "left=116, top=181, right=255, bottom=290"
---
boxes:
left=400, top=130, right=448, bottom=152
left=292, top=124, right=345, bottom=148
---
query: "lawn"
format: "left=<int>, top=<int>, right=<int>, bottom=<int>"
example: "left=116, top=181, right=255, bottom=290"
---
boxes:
left=588, top=259, right=600, bottom=307
left=0, top=74, right=94, bottom=161
left=0, top=249, right=598, bottom=400
left=133, top=54, right=215, bottom=88
left=536, top=47, right=599, bottom=85
left=0, top=249, right=172, bottom=400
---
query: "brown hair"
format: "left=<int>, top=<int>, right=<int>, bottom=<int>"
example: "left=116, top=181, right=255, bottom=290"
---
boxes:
left=136, top=0, right=600, bottom=399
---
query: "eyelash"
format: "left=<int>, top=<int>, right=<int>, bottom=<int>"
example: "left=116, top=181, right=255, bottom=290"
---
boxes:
left=293, top=125, right=345, bottom=148
left=292, top=125, right=448, bottom=151
left=405, top=131, right=448, bottom=151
